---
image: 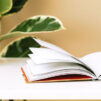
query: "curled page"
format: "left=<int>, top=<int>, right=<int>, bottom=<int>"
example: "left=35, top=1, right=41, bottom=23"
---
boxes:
left=29, top=48, right=79, bottom=64
left=26, top=59, right=91, bottom=76
left=33, top=38, right=96, bottom=75
left=34, top=38, right=70, bottom=55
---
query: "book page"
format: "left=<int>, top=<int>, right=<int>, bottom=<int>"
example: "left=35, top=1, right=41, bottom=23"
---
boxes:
left=29, top=48, right=79, bottom=64
left=34, top=38, right=70, bottom=55
left=24, top=60, right=94, bottom=81
left=26, top=59, right=90, bottom=75
left=32, top=38, right=95, bottom=75
left=81, top=52, right=101, bottom=78
left=23, top=64, right=93, bottom=81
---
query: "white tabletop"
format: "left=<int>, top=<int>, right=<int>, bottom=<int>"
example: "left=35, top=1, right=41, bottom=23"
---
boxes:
left=0, top=58, right=101, bottom=100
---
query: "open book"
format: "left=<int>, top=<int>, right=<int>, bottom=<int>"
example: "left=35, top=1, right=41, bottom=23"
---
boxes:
left=21, top=38, right=101, bottom=83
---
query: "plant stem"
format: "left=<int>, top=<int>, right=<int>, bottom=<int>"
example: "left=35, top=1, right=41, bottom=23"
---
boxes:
left=0, top=32, right=23, bottom=42
left=0, top=16, right=2, bottom=34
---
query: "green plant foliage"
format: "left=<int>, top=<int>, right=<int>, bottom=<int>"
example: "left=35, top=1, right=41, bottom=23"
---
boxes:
left=0, top=0, right=12, bottom=15
left=1, top=37, right=40, bottom=57
left=0, top=15, right=64, bottom=42
left=11, top=15, right=64, bottom=32
left=3, top=0, right=27, bottom=16
left=0, top=15, right=64, bottom=57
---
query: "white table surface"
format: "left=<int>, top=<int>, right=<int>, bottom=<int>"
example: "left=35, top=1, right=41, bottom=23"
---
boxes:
left=0, top=58, right=101, bottom=100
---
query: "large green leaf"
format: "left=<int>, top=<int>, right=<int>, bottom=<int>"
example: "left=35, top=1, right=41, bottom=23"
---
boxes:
left=0, top=0, right=12, bottom=15
left=2, top=0, right=27, bottom=16
left=11, top=15, right=64, bottom=32
left=1, top=37, right=40, bottom=57
left=0, top=15, right=64, bottom=42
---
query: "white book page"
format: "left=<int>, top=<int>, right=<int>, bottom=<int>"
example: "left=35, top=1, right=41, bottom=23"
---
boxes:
left=23, top=65, right=94, bottom=81
left=34, top=38, right=70, bottom=55
left=29, top=48, right=79, bottom=64
left=32, top=38, right=95, bottom=75
left=26, top=59, right=90, bottom=75
left=23, top=60, right=95, bottom=81
left=81, top=52, right=101, bottom=78
left=23, top=62, right=94, bottom=81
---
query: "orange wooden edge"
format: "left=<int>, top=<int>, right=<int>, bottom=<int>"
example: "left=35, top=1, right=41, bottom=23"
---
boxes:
left=21, top=67, right=30, bottom=82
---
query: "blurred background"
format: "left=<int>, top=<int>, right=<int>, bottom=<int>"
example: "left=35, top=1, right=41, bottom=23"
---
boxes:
left=1, top=0, right=101, bottom=57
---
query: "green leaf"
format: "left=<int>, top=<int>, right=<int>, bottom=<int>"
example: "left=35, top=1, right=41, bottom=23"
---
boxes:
left=1, top=37, right=40, bottom=57
left=0, top=15, right=64, bottom=42
left=2, top=0, right=27, bottom=16
left=0, top=0, right=12, bottom=15
left=11, top=15, right=64, bottom=32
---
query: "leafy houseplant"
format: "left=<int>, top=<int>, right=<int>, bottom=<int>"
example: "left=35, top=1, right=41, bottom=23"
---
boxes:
left=0, top=0, right=64, bottom=57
